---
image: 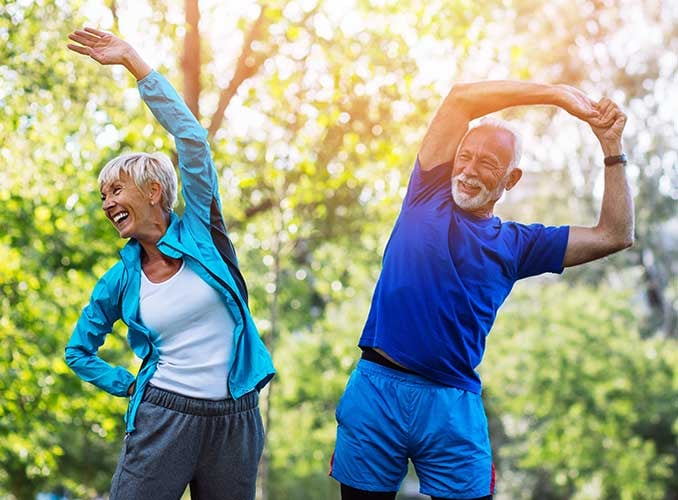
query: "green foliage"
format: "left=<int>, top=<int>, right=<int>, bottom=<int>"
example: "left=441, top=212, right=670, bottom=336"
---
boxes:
left=265, top=297, right=367, bottom=500
left=1, top=1, right=165, bottom=497
left=484, top=283, right=678, bottom=499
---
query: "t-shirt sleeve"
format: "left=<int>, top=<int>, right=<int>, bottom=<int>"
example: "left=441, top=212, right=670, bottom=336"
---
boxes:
left=512, top=223, right=570, bottom=279
left=403, top=156, right=453, bottom=208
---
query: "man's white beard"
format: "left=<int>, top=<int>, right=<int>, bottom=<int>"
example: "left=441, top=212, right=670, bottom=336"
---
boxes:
left=451, top=173, right=507, bottom=211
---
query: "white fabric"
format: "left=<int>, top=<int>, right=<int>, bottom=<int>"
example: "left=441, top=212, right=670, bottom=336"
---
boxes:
left=140, top=261, right=235, bottom=399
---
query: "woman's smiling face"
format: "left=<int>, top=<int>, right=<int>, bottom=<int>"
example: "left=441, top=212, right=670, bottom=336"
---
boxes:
left=100, top=171, right=154, bottom=240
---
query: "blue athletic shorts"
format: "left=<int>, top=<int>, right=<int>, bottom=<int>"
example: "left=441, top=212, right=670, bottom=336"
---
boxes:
left=330, top=359, right=495, bottom=498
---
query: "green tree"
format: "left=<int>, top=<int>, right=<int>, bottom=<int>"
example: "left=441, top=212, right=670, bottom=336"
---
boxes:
left=483, top=283, right=677, bottom=499
left=0, top=1, right=141, bottom=496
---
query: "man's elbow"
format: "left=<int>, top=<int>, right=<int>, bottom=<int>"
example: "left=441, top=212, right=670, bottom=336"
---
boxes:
left=597, top=218, right=634, bottom=254
left=617, top=221, right=635, bottom=251
left=446, top=83, right=473, bottom=108
left=618, top=235, right=634, bottom=251
left=608, top=232, right=634, bottom=253
left=584, top=229, right=633, bottom=262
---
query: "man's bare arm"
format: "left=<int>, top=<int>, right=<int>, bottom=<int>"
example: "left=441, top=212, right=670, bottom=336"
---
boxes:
left=419, top=81, right=603, bottom=171
left=564, top=98, right=634, bottom=266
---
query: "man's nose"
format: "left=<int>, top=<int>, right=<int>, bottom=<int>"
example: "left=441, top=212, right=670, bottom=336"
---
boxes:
left=460, top=158, right=478, bottom=177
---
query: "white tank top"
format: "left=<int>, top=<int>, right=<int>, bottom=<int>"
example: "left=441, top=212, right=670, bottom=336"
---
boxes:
left=140, top=261, right=235, bottom=399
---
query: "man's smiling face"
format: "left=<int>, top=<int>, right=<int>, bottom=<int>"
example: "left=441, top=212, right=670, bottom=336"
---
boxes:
left=451, top=126, right=518, bottom=214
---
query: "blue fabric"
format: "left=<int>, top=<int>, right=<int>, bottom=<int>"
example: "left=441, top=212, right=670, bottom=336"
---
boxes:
left=331, top=360, right=494, bottom=498
left=65, top=71, right=275, bottom=432
left=359, top=158, right=569, bottom=393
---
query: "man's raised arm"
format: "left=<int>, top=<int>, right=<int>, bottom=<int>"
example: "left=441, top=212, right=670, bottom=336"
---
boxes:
left=563, top=98, right=634, bottom=267
left=418, top=81, right=603, bottom=171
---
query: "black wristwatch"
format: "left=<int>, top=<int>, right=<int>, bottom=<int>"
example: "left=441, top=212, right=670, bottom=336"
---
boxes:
left=604, top=153, right=627, bottom=166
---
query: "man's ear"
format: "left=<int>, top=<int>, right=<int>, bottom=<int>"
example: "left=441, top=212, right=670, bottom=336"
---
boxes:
left=505, top=167, right=523, bottom=191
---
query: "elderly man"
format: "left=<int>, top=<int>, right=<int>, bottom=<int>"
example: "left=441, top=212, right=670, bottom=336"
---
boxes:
left=330, top=80, right=633, bottom=500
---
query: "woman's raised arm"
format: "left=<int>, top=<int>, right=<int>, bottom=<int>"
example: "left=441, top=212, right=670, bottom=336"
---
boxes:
left=68, top=28, right=220, bottom=226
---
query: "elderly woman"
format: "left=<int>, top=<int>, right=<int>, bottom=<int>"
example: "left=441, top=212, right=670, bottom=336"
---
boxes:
left=65, top=28, right=275, bottom=499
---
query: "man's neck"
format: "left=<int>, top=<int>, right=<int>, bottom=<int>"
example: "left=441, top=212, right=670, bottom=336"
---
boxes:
left=461, top=202, right=495, bottom=219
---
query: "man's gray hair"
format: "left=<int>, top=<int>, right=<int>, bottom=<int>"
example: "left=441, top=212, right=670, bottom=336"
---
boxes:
left=471, top=117, right=523, bottom=170
left=98, top=152, right=178, bottom=213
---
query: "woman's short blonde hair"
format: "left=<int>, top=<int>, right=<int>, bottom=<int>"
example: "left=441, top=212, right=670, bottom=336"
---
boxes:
left=98, top=152, right=177, bottom=213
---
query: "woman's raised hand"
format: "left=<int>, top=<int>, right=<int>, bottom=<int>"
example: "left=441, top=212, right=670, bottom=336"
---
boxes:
left=67, top=27, right=132, bottom=65
left=67, top=27, right=151, bottom=80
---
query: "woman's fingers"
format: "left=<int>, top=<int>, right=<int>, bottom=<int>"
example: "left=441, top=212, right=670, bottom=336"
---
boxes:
left=73, top=29, right=101, bottom=41
left=68, top=33, right=97, bottom=48
left=84, top=27, right=109, bottom=37
left=66, top=43, right=91, bottom=56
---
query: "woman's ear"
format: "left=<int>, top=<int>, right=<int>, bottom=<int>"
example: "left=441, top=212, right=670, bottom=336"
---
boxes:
left=147, top=180, right=163, bottom=206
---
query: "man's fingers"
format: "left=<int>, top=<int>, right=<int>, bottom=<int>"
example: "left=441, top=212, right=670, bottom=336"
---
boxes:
left=593, top=98, right=620, bottom=128
left=601, top=104, right=617, bottom=124
left=614, top=112, right=628, bottom=130
left=597, top=96, right=614, bottom=107
left=589, top=115, right=611, bottom=128
left=574, top=92, right=598, bottom=118
left=584, top=106, right=599, bottom=118
left=595, top=98, right=612, bottom=115
left=604, top=115, right=617, bottom=128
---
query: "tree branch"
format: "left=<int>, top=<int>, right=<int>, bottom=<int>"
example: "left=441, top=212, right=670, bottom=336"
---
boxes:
left=207, top=5, right=269, bottom=139
left=182, top=0, right=201, bottom=119
left=106, top=0, right=120, bottom=32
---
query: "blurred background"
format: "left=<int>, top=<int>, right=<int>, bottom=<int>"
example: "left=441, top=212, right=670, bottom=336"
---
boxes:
left=1, top=0, right=676, bottom=498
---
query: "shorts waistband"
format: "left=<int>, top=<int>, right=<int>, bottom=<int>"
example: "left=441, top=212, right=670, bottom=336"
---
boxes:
left=143, top=384, right=258, bottom=416
left=360, top=348, right=419, bottom=375
left=357, top=358, right=446, bottom=388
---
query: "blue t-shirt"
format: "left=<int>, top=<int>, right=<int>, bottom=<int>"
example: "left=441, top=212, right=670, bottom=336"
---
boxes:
left=359, top=158, right=569, bottom=393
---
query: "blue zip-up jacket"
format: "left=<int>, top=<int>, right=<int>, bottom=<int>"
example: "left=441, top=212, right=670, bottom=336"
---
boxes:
left=65, top=70, right=275, bottom=432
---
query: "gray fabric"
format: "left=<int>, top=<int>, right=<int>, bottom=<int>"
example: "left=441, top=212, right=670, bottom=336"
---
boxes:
left=110, top=385, right=264, bottom=500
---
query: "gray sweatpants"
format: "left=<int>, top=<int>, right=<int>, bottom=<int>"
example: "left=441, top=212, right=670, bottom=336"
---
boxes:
left=110, top=385, right=264, bottom=500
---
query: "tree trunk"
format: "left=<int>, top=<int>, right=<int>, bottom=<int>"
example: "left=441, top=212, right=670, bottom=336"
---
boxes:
left=106, top=0, right=120, bottom=32
left=640, top=246, right=676, bottom=339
